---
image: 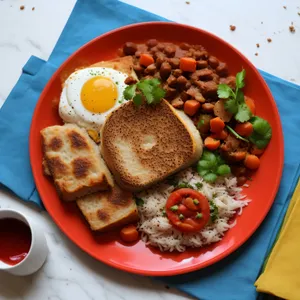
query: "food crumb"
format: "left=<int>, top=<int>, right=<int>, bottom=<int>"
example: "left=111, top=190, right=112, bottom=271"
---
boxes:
left=289, top=25, right=296, bottom=33
left=32, top=7, right=35, bottom=11
left=283, top=6, right=286, bottom=9
left=256, top=43, right=260, bottom=48
left=267, top=38, right=272, bottom=43
left=230, top=25, right=236, bottom=31
left=255, top=53, right=258, bottom=56
left=20, top=5, right=25, bottom=10
left=185, top=1, right=190, bottom=4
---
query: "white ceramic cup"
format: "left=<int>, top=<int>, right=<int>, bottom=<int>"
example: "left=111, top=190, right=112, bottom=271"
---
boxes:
left=0, top=209, right=48, bottom=276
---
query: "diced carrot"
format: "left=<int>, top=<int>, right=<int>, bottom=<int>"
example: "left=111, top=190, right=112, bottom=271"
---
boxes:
left=120, top=225, right=139, bottom=243
left=245, top=96, right=256, bottom=115
left=139, top=53, right=154, bottom=67
left=184, top=100, right=201, bottom=116
left=210, top=117, right=225, bottom=133
left=211, top=129, right=228, bottom=140
left=244, top=154, right=260, bottom=170
left=180, top=57, right=197, bottom=72
left=204, top=137, right=220, bottom=150
left=251, top=146, right=265, bottom=156
left=234, top=122, right=253, bottom=137
left=230, top=151, right=247, bottom=162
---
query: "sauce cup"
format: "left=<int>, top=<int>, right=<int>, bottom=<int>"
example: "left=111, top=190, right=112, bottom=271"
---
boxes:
left=0, top=209, right=48, bottom=276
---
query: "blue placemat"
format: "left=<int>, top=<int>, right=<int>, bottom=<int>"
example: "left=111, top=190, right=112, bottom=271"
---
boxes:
left=0, top=1, right=299, bottom=299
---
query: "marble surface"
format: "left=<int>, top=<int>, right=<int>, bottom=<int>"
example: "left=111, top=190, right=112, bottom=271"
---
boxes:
left=0, top=0, right=299, bottom=299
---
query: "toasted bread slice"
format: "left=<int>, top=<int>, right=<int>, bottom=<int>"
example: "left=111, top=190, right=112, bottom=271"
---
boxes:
left=101, top=99, right=203, bottom=191
left=91, top=56, right=138, bottom=80
left=41, top=124, right=114, bottom=201
left=76, top=185, right=138, bottom=232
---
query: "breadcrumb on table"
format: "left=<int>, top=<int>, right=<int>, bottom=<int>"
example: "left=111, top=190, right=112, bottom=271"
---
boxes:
left=230, top=25, right=236, bottom=31
left=267, top=38, right=272, bottom=43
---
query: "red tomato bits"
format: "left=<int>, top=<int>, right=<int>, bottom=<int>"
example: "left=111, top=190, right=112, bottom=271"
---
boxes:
left=166, top=188, right=210, bottom=233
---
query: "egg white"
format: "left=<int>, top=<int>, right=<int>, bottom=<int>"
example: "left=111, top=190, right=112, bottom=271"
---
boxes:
left=59, top=67, right=128, bottom=130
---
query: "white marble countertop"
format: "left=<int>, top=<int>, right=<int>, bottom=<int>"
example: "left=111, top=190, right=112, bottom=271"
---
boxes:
left=0, top=0, right=299, bottom=299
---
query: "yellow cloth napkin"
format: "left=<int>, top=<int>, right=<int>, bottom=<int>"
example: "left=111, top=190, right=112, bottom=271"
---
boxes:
left=255, top=179, right=300, bottom=300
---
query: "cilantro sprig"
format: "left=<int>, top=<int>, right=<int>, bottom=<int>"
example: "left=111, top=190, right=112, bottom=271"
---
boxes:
left=249, top=116, right=272, bottom=149
left=226, top=125, right=249, bottom=143
left=209, top=200, right=219, bottom=223
left=123, top=78, right=166, bottom=106
left=217, top=69, right=252, bottom=122
left=197, top=150, right=231, bottom=183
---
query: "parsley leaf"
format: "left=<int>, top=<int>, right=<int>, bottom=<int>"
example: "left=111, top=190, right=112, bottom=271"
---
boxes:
left=217, top=84, right=234, bottom=99
left=133, top=94, right=143, bottom=106
left=249, top=116, right=272, bottom=149
left=217, top=69, right=252, bottom=122
left=124, top=84, right=137, bottom=100
left=197, top=150, right=231, bottom=183
left=209, top=200, right=219, bottom=223
left=235, top=69, right=246, bottom=89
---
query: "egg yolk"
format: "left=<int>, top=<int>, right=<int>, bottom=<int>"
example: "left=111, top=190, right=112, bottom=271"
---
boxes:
left=81, top=76, right=117, bottom=113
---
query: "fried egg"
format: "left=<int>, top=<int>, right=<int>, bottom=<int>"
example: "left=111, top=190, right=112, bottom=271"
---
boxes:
left=59, top=67, right=128, bottom=130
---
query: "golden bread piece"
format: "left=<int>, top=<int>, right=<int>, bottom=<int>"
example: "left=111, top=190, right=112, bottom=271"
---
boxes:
left=91, top=56, right=138, bottom=80
left=77, top=185, right=138, bottom=232
left=41, top=124, right=114, bottom=201
left=101, top=99, right=203, bottom=191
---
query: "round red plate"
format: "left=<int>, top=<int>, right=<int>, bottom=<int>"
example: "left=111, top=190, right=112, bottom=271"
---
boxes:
left=30, top=22, right=284, bottom=276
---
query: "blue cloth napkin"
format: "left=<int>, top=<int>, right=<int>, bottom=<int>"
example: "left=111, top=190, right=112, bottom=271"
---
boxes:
left=0, top=1, right=299, bottom=299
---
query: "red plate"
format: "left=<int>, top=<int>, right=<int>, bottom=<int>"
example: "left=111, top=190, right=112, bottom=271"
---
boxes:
left=30, top=22, right=283, bottom=276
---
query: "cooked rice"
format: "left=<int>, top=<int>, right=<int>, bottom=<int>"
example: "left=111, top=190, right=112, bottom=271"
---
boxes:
left=136, top=168, right=250, bottom=252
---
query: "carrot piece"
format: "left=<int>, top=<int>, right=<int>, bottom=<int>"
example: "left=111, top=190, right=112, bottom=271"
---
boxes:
left=245, top=96, right=256, bottom=115
left=234, top=122, right=253, bottom=137
left=184, top=100, right=201, bottom=116
left=244, top=154, right=260, bottom=170
left=120, top=225, right=139, bottom=243
left=210, top=117, right=225, bottom=133
left=204, top=137, right=220, bottom=150
left=251, top=146, right=265, bottom=156
left=139, top=53, right=154, bottom=67
left=183, top=197, right=198, bottom=211
left=211, top=129, right=228, bottom=140
left=180, top=57, right=197, bottom=72
left=230, top=151, right=247, bottom=162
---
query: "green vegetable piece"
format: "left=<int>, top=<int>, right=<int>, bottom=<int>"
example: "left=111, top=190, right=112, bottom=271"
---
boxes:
left=249, top=116, right=272, bottom=149
left=195, top=182, right=203, bottom=189
left=124, top=84, right=137, bottom=100
left=170, top=205, right=179, bottom=212
left=193, top=199, right=199, bottom=205
left=179, top=214, right=185, bottom=220
left=196, top=212, right=203, bottom=219
left=225, top=98, right=238, bottom=114
left=209, top=200, right=219, bottom=222
left=235, top=69, right=246, bottom=89
left=176, top=182, right=193, bottom=189
left=135, top=197, right=144, bottom=206
left=133, top=94, right=143, bottom=106
left=162, top=210, right=167, bottom=217
left=226, top=125, right=249, bottom=143
left=216, top=164, right=231, bottom=175
left=197, top=119, right=205, bottom=128
left=217, top=84, right=234, bottom=99
left=198, top=168, right=209, bottom=177
left=203, top=173, right=217, bottom=183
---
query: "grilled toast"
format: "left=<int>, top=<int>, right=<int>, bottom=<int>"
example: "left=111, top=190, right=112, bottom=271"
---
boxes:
left=76, top=185, right=138, bottom=232
left=101, top=99, right=203, bottom=191
left=41, top=124, right=114, bottom=201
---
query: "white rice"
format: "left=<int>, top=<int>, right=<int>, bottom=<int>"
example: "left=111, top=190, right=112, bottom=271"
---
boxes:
left=136, top=168, right=250, bottom=252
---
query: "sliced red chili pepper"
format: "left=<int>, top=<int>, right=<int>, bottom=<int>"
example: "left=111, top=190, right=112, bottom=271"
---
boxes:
left=166, top=188, right=210, bottom=233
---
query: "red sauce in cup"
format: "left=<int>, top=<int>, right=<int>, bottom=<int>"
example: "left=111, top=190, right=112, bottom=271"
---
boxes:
left=0, top=218, right=31, bottom=265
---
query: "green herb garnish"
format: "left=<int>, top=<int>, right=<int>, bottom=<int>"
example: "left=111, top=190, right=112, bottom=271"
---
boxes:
left=209, top=200, right=219, bottom=223
left=193, top=199, right=199, bottom=205
left=217, top=69, right=252, bottom=122
left=135, top=197, right=144, bottom=206
left=123, top=78, right=166, bottom=107
left=249, top=116, right=272, bottom=149
left=226, top=125, right=250, bottom=143
left=196, top=212, right=203, bottom=219
left=170, top=205, right=179, bottom=212
left=197, top=119, right=205, bottom=128
left=175, top=182, right=194, bottom=190
left=179, top=214, right=185, bottom=220
left=195, top=182, right=203, bottom=190
left=197, top=150, right=231, bottom=183
left=162, top=210, right=167, bottom=217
